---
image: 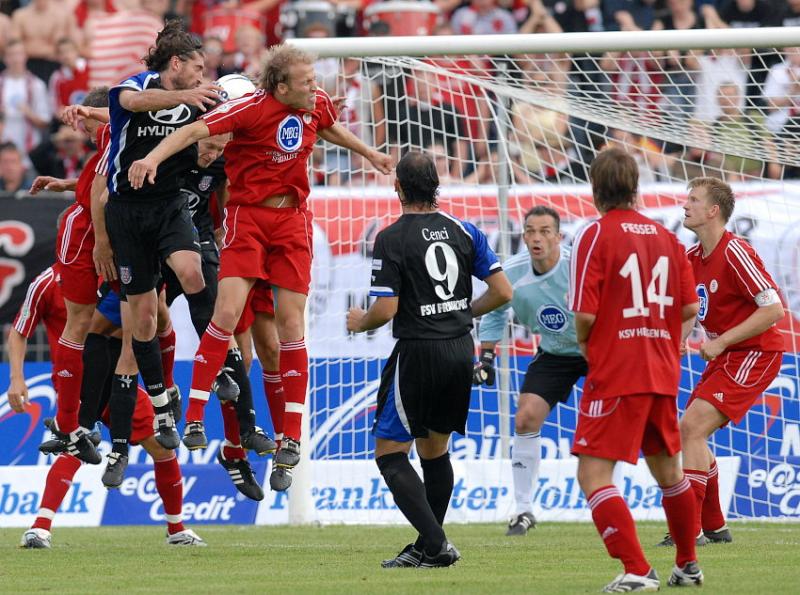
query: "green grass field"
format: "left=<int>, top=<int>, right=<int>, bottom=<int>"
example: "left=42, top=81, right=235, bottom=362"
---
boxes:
left=2, top=522, right=799, bottom=593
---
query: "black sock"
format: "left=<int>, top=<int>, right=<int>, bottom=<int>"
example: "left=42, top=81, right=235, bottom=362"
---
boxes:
left=109, top=374, right=138, bottom=455
left=131, top=337, right=169, bottom=414
left=98, top=338, right=123, bottom=416
left=77, top=333, right=110, bottom=428
left=186, top=286, right=214, bottom=337
left=376, top=452, right=446, bottom=555
left=414, top=453, right=454, bottom=551
left=227, top=348, right=255, bottom=435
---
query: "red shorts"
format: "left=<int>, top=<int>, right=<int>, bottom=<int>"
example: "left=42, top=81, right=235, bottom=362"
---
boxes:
left=101, top=386, right=155, bottom=445
left=234, top=280, right=275, bottom=335
left=219, top=205, right=313, bottom=294
left=571, top=394, right=681, bottom=465
left=688, top=350, right=783, bottom=425
left=55, top=203, right=97, bottom=305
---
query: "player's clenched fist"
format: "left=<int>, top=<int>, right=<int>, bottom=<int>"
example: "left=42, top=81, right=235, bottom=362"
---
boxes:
left=128, top=158, right=158, bottom=189
left=472, top=349, right=496, bottom=386
left=346, top=307, right=367, bottom=333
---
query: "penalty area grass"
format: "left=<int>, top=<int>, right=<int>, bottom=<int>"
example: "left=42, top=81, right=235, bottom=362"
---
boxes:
left=2, top=522, right=799, bottom=593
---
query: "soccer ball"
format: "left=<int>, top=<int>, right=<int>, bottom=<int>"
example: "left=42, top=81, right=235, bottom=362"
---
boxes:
left=215, top=74, right=256, bottom=102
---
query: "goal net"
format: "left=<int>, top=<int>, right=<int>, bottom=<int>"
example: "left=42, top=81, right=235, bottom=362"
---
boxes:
left=287, top=28, right=800, bottom=524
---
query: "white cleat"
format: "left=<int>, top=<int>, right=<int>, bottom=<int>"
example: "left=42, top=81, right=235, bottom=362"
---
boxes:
left=20, top=528, right=52, bottom=549
left=166, top=529, right=207, bottom=547
left=603, top=568, right=660, bottom=592
left=668, top=561, right=704, bottom=587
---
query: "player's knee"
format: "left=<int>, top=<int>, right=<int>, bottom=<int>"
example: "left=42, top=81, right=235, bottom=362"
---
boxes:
left=177, top=267, right=205, bottom=294
left=213, top=307, right=240, bottom=332
left=277, top=315, right=304, bottom=342
left=142, top=436, right=171, bottom=460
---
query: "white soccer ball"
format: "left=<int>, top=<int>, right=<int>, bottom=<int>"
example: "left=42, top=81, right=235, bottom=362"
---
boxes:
left=215, top=74, right=256, bottom=102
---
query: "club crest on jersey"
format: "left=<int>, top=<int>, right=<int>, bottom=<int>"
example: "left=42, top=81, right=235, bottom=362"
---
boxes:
left=150, top=105, right=192, bottom=125
left=710, top=279, right=718, bottom=293
left=303, top=113, right=312, bottom=124
left=537, top=304, right=568, bottom=333
left=120, top=266, right=132, bottom=285
left=199, top=176, right=213, bottom=191
left=697, top=283, right=708, bottom=321
left=276, top=115, right=303, bottom=152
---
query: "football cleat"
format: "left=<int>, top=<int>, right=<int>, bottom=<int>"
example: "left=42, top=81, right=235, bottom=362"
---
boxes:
left=167, top=385, right=182, bottom=424
left=269, top=465, right=293, bottom=491
left=419, top=542, right=461, bottom=568
left=657, top=532, right=709, bottom=547
left=241, top=427, right=277, bottom=455
left=153, top=411, right=180, bottom=450
left=102, top=452, right=129, bottom=489
left=505, top=511, right=536, bottom=536
left=274, top=438, right=301, bottom=468
left=602, top=568, right=660, bottom=592
left=46, top=421, right=102, bottom=465
left=166, top=529, right=207, bottom=546
left=212, top=368, right=239, bottom=402
left=703, top=525, right=733, bottom=543
left=39, top=422, right=101, bottom=456
left=667, top=561, right=704, bottom=587
left=182, top=421, right=208, bottom=450
left=381, top=543, right=423, bottom=568
left=20, top=528, right=51, bottom=549
left=216, top=447, right=264, bottom=501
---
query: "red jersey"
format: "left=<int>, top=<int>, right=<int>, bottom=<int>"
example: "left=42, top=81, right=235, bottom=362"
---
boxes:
left=49, top=60, right=90, bottom=116
left=12, top=267, right=67, bottom=354
left=75, top=124, right=110, bottom=210
left=686, top=231, right=784, bottom=352
left=202, top=89, right=337, bottom=208
left=570, top=209, right=697, bottom=399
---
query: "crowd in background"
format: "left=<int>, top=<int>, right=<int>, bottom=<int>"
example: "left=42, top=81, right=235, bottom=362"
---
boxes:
left=0, top=0, right=798, bottom=193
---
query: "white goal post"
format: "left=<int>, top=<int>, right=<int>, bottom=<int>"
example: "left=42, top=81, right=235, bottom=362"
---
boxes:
left=276, top=28, right=800, bottom=525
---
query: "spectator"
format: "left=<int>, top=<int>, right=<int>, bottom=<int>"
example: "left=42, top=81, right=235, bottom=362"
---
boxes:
left=540, top=0, right=603, bottom=33
left=518, top=0, right=563, bottom=33
left=451, top=0, right=518, bottom=35
left=11, top=0, right=79, bottom=83
left=425, top=140, right=459, bottom=184
left=778, top=0, right=800, bottom=28
left=221, top=24, right=265, bottom=79
left=189, top=0, right=284, bottom=47
left=75, top=0, right=116, bottom=52
left=29, top=125, right=90, bottom=180
left=607, top=128, right=671, bottom=183
left=0, top=141, right=34, bottom=192
left=763, top=47, right=800, bottom=135
left=603, top=0, right=657, bottom=31
left=717, top=0, right=773, bottom=29
left=202, top=36, right=224, bottom=81
left=0, top=40, right=52, bottom=159
left=49, top=38, right=91, bottom=121
left=695, top=0, right=727, bottom=28
left=0, top=10, right=10, bottom=60
left=693, top=48, right=747, bottom=123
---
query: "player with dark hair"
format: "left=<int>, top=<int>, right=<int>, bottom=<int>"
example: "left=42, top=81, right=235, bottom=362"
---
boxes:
left=474, top=205, right=587, bottom=536
left=347, top=152, right=513, bottom=568
left=127, top=44, right=391, bottom=491
left=570, top=147, right=703, bottom=591
left=658, top=177, right=784, bottom=547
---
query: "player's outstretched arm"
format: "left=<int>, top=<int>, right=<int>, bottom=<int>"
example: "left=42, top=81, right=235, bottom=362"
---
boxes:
left=129, top=120, right=211, bottom=189
left=118, top=83, right=222, bottom=113
left=62, top=105, right=109, bottom=129
left=317, top=122, right=393, bottom=174
left=30, top=176, right=78, bottom=194
left=471, top=270, right=512, bottom=318
left=6, top=329, right=30, bottom=413
left=347, top=297, right=399, bottom=333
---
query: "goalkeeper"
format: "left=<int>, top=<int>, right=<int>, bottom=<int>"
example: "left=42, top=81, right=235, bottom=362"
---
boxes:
left=474, top=206, right=587, bottom=536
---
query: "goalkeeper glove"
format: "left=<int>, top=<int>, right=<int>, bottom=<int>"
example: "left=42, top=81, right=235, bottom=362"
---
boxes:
left=472, top=349, right=496, bottom=386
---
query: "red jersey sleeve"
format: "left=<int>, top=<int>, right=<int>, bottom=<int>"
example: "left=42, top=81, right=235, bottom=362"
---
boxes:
left=202, top=93, right=261, bottom=136
left=724, top=237, right=778, bottom=299
left=12, top=267, right=57, bottom=339
left=315, top=89, right=338, bottom=130
left=569, top=221, right=602, bottom=315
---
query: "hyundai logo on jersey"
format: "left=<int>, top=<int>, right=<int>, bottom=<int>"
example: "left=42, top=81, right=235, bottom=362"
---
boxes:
left=697, top=283, right=708, bottom=321
left=149, top=105, right=192, bottom=125
left=276, top=115, right=303, bottom=152
left=537, top=304, right=568, bottom=333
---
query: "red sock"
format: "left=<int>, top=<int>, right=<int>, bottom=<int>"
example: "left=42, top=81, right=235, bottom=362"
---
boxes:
left=280, top=340, right=308, bottom=441
left=154, top=454, right=185, bottom=535
left=32, top=454, right=82, bottom=532
left=702, top=459, right=726, bottom=531
left=186, top=322, right=232, bottom=422
left=662, top=477, right=698, bottom=567
left=158, top=323, right=176, bottom=389
left=220, top=401, right=246, bottom=459
left=54, top=337, right=84, bottom=433
left=263, top=370, right=285, bottom=446
left=684, top=468, right=708, bottom=536
left=588, top=485, right=650, bottom=576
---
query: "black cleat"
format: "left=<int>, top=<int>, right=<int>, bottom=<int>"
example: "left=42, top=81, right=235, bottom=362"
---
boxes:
left=216, top=447, right=264, bottom=501
left=47, top=421, right=101, bottom=465
left=419, top=542, right=461, bottom=569
left=668, top=561, right=704, bottom=586
left=241, top=427, right=277, bottom=455
left=703, top=525, right=733, bottom=543
left=182, top=421, right=208, bottom=450
left=40, top=419, right=101, bottom=455
left=274, top=438, right=301, bottom=468
left=381, top=543, right=423, bottom=568
left=153, top=411, right=180, bottom=450
left=212, top=368, right=239, bottom=402
left=167, top=386, right=182, bottom=424
left=102, top=452, right=129, bottom=488
left=505, top=511, right=536, bottom=536
left=657, top=532, right=709, bottom=547
left=269, top=465, right=293, bottom=491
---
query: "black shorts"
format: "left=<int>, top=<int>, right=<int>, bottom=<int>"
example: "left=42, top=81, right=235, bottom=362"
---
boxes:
left=106, top=197, right=200, bottom=296
left=163, top=236, right=219, bottom=306
left=520, top=349, right=588, bottom=409
left=373, top=334, right=473, bottom=441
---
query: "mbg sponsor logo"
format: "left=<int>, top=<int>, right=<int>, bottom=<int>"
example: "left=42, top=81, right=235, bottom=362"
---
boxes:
left=696, top=283, right=708, bottom=320
left=537, top=304, right=568, bottom=333
left=276, top=115, right=303, bottom=152
left=747, top=459, right=800, bottom=515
